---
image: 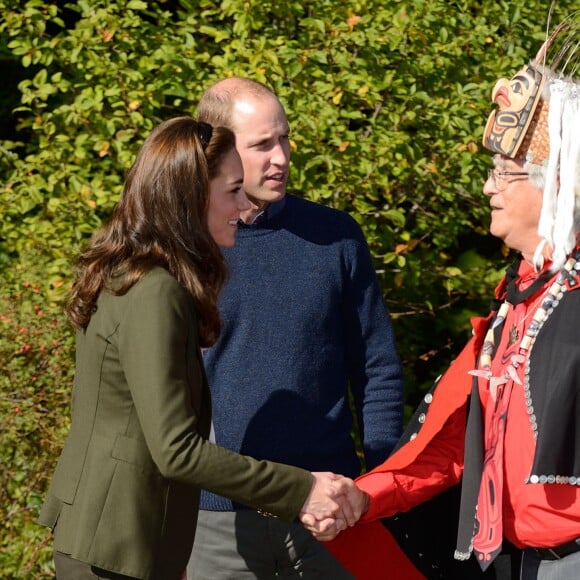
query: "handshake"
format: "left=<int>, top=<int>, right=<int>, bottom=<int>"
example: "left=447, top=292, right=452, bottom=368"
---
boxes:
left=298, top=472, right=369, bottom=541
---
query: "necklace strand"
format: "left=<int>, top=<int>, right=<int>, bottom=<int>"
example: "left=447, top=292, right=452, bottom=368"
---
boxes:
left=470, top=253, right=580, bottom=400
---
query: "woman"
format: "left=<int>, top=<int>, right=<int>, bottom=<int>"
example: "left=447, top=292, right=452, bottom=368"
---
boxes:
left=38, top=117, right=361, bottom=580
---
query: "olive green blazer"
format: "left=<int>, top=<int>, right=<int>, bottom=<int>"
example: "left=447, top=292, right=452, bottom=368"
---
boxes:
left=39, top=268, right=311, bottom=580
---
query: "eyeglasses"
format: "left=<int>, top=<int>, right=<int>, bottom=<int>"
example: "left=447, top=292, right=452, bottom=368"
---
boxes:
left=487, top=168, right=529, bottom=191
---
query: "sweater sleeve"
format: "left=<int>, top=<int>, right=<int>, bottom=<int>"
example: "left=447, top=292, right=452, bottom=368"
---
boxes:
left=117, top=272, right=312, bottom=521
left=342, top=221, right=404, bottom=470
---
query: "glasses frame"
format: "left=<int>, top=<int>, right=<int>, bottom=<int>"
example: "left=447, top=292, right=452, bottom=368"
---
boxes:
left=487, top=168, right=529, bottom=191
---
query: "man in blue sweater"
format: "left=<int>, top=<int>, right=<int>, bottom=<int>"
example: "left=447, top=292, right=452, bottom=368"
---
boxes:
left=187, top=78, right=404, bottom=579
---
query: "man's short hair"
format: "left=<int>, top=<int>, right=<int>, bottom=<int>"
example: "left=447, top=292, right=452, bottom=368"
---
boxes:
left=196, top=77, right=279, bottom=129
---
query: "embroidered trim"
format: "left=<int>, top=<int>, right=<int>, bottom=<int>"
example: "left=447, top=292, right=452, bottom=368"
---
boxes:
left=470, top=254, right=580, bottom=403
left=527, top=474, right=580, bottom=485
left=454, top=549, right=472, bottom=561
left=470, top=251, right=580, bottom=487
left=523, top=255, right=580, bottom=439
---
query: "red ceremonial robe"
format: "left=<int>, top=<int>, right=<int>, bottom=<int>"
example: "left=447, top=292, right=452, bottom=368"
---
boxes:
left=325, top=316, right=490, bottom=579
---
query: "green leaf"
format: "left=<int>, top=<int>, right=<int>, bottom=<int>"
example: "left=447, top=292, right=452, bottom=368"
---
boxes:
left=127, top=0, right=148, bottom=9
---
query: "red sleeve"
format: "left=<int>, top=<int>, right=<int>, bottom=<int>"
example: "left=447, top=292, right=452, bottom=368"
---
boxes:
left=357, top=404, right=467, bottom=522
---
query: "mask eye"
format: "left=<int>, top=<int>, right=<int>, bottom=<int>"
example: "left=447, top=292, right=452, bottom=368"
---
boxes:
left=511, top=81, right=523, bottom=95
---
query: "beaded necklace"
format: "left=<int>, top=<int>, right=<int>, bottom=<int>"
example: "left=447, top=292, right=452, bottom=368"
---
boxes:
left=470, top=253, right=580, bottom=402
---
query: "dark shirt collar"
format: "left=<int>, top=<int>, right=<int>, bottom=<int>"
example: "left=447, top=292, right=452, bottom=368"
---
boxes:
left=243, top=197, right=287, bottom=226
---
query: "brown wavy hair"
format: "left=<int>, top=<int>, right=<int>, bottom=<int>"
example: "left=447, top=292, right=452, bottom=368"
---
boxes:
left=67, top=116, right=234, bottom=347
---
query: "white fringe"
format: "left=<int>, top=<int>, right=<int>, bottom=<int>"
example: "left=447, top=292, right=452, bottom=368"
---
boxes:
left=536, top=79, right=580, bottom=272
left=552, top=82, right=580, bottom=269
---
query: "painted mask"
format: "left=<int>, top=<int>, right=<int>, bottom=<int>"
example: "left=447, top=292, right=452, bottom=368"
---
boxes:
left=482, top=62, right=547, bottom=162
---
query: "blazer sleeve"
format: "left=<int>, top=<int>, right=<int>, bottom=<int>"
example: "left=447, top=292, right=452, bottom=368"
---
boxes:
left=117, top=272, right=312, bottom=521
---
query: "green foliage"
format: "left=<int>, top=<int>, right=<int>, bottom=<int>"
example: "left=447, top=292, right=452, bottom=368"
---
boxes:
left=0, top=266, right=74, bottom=575
left=0, top=0, right=577, bottom=575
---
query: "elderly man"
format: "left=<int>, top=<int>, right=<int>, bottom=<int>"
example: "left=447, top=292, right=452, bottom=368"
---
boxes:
left=318, top=15, right=580, bottom=580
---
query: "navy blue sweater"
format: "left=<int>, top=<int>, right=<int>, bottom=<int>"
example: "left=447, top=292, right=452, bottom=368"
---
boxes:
left=200, top=194, right=403, bottom=512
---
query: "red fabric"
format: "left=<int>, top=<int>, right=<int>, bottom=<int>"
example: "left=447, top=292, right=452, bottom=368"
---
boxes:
left=473, top=297, right=528, bottom=566
left=501, top=370, right=580, bottom=548
left=325, top=318, right=487, bottom=577
left=355, top=320, right=488, bottom=522
left=488, top=261, right=580, bottom=549
left=328, top=262, right=580, bottom=580
left=325, top=521, right=425, bottom=579
left=362, top=318, right=487, bottom=475
left=356, top=404, right=466, bottom=521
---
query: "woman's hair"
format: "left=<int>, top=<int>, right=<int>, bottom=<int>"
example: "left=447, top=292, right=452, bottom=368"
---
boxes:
left=67, top=116, right=235, bottom=347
